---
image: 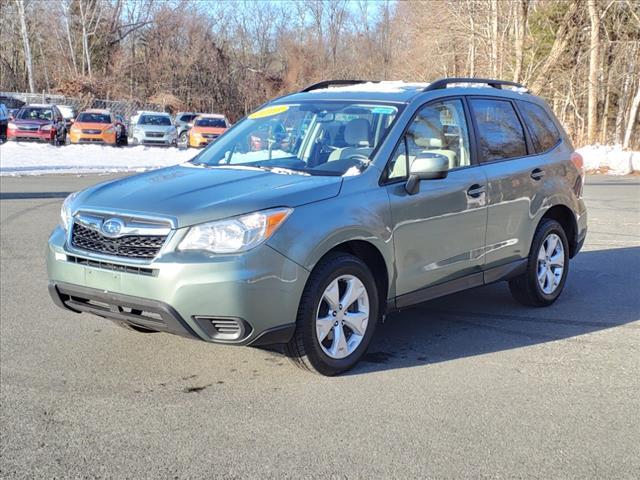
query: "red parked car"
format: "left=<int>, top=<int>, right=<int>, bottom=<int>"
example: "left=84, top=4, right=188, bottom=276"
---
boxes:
left=7, top=104, right=67, bottom=145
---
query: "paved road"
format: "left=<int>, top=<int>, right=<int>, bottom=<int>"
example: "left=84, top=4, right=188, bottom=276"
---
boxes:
left=1, top=174, right=639, bottom=479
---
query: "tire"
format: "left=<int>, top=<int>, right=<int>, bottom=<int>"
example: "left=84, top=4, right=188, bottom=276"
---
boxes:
left=284, top=252, right=379, bottom=376
left=509, top=219, right=569, bottom=307
left=179, top=131, right=188, bottom=144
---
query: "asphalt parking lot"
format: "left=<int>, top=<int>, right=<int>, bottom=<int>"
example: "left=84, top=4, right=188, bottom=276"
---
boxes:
left=0, top=174, right=638, bottom=478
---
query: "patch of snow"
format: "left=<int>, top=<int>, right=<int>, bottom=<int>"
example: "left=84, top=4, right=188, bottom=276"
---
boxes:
left=0, top=142, right=195, bottom=176
left=309, top=81, right=429, bottom=94
left=576, top=144, right=639, bottom=175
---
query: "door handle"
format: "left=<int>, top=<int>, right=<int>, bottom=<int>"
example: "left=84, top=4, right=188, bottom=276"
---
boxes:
left=531, top=168, right=545, bottom=180
left=466, top=184, right=486, bottom=198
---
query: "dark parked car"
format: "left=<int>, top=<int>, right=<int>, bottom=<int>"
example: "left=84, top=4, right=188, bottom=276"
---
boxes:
left=0, top=103, right=8, bottom=142
left=7, top=104, right=67, bottom=145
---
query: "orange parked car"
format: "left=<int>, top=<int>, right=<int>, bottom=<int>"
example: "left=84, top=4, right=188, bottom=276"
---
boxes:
left=68, top=109, right=125, bottom=145
left=188, top=114, right=229, bottom=148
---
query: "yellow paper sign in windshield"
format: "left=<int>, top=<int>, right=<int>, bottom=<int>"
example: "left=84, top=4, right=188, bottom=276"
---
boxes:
left=248, top=105, right=289, bottom=119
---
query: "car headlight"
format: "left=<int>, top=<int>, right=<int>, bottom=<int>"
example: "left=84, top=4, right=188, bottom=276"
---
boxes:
left=7, top=122, right=16, bottom=130
left=41, top=124, right=52, bottom=131
left=104, top=126, right=115, bottom=134
left=178, top=208, right=292, bottom=254
left=60, top=192, right=79, bottom=231
left=70, top=125, right=80, bottom=133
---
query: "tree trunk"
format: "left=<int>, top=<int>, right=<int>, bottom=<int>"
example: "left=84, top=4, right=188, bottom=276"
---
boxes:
left=16, top=0, right=35, bottom=93
left=530, top=1, right=578, bottom=93
left=491, top=0, right=498, bottom=77
left=587, top=0, right=601, bottom=144
left=623, top=81, right=640, bottom=149
left=513, top=0, right=529, bottom=83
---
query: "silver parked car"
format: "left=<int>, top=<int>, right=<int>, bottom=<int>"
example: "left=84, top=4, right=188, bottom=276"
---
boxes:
left=129, top=111, right=178, bottom=146
left=48, top=78, right=587, bottom=375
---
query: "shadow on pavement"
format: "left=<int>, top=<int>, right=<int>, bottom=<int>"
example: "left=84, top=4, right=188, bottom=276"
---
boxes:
left=346, top=246, right=640, bottom=375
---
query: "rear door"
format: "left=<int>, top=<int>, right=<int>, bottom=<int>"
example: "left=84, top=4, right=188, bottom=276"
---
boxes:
left=467, top=96, right=545, bottom=269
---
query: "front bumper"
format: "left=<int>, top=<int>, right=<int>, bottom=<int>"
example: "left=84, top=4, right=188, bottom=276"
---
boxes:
left=131, top=131, right=177, bottom=146
left=69, top=131, right=116, bottom=144
left=47, top=226, right=308, bottom=345
left=7, top=129, right=53, bottom=141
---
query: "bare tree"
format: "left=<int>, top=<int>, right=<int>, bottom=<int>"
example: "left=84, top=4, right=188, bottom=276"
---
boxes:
left=587, top=0, right=602, bottom=144
left=15, top=0, right=34, bottom=93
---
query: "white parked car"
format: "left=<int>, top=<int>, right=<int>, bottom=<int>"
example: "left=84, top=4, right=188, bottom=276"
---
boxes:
left=129, top=111, right=178, bottom=146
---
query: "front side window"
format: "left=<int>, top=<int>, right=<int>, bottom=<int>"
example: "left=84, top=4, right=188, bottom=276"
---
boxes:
left=387, top=99, right=471, bottom=180
left=180, top=114, right=198, bottom=123
left=139, top=115, right=172, bottom=126
left=470, top=98, right=526, bottom=162
left=191, top=102, right=400, bottom=176
left=517, top=101, right=561, bottom=153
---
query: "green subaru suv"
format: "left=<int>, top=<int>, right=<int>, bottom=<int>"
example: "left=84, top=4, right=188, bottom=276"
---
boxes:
left=48, top=78, right=587, bottom=375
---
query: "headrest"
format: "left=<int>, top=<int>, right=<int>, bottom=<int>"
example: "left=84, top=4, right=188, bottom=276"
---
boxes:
left=414, top=137, right=443, bottom=148
left=344, top=118, right=370, bottom=146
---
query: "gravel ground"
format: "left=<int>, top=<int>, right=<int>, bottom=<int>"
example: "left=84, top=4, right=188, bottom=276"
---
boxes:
left=0, top=174, right=638, bottom=479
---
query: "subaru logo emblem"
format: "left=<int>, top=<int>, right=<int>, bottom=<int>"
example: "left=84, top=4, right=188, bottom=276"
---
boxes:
left=101, top=218, right=124, bottom=237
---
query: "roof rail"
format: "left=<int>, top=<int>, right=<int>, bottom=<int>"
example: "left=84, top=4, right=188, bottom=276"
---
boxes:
left=423, top=77, right=527, bottom=92
left=300, top=80, right=375, bottom=93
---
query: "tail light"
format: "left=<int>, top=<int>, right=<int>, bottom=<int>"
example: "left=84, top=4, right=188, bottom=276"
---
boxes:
left=571, top=152, right=585, bottom=197
left=571, top=152, right=584, bottom=173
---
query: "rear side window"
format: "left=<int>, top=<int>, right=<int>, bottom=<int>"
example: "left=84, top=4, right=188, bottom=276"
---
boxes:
left=517, top=101, right=561, bottom=153
left=469, top=98, right=526, bottom=162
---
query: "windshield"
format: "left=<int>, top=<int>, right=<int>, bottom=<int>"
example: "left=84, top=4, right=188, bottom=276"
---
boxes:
left=139, top=114, right=171, bottom=126
left=17, top=108, right=52, bottom=121
left=195, top=117, right=226, bottom=128
left=77, top=112, right=111, bottom=123
left=190, top=102, right=399, bottom=176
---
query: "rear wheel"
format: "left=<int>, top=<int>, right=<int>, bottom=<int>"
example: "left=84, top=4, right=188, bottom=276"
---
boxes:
left=285, top=252, right=379, bottom=376
left=179, top=131, right=189, bottom=144
left=509, top=219, right=569, bottom=306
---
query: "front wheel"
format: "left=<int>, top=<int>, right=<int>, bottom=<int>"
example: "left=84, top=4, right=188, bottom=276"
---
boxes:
left=509, top=219, right=569, bottom=307
left=179, top=131, right=189, bottom=144
left=285, top=252, right=379, bottom=376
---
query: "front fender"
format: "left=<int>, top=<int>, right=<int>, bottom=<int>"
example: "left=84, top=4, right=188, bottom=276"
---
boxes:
left=266, top=174, right=396, bottom=298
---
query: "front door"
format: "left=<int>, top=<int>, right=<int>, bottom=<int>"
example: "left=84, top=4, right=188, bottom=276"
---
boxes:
left=385, top=98, right=488, bottom=301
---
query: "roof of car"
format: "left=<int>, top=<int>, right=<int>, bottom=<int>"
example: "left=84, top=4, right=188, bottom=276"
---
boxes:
left=196, top=113, right=226, bottom=119
left=276, top=81, right=429, bottom=104
left=137, top=110, right=170, bottom=116
left=272, top=78, right=533, bottom=105
left=82, top=109, right=111, bottom=114
left=24, top=104, right=54, bottom=108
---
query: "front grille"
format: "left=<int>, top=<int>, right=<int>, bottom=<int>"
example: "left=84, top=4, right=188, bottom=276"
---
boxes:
left=203, top=134, right=219, bottom=139
left=145, top=132, right=164, bottom=138
left=71, top=222, right=166, bottom=259
left=82, top=129, right=102, bottom=134
left=67, top=255, right=157, bottom=276
left=18, top=125, right=39, bottom=131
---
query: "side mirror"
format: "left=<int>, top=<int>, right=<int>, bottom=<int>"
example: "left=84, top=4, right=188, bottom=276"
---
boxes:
left=405, top=153, right=449, bottom=195
left=187, top=123, right=194, bottom=128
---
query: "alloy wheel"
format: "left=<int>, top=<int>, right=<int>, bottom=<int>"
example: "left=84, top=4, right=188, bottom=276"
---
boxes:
left=537, top=233, right=565, bottom=294
left=315, top=274, right=369, bottom=359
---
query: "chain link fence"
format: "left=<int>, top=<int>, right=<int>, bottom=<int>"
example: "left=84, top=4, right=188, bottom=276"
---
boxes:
left=0, top=92, right=164, bottom=120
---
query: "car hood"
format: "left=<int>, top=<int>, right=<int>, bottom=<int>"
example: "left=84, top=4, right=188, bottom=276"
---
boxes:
left=193, top=126, right=226, bottom=134
left=136, top=124, right=174, bottom=132
left=14, top=118, right=50, bottom=126
left=75, top=164, right=343, bottom=228
left=74, top=122, right=111, bottom=130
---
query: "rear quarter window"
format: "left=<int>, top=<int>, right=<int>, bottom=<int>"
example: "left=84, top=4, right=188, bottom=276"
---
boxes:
left=517, top=101, right=561, bottom=153
left=469, top=98, right=527, bottom=162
